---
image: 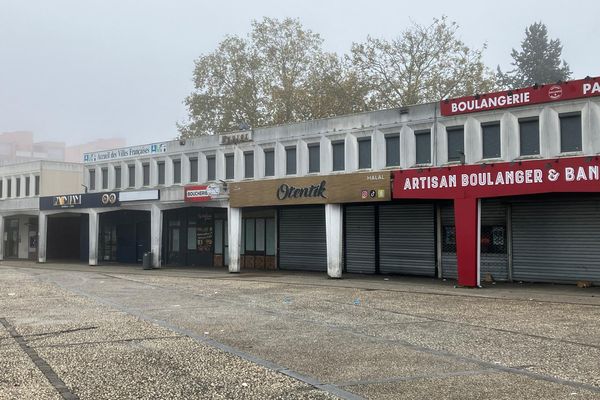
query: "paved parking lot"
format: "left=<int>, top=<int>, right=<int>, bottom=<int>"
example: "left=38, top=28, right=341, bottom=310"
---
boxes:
left=1, top=262, right=599, bottom=399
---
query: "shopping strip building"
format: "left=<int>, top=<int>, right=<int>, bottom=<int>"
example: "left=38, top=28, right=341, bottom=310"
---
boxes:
left=3, top=77, right=600, bottom=287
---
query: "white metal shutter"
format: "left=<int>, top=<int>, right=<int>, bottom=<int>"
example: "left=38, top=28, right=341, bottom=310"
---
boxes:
left=345, top=205, right=376, bottom=274
left=379, top=203, right=435, bottom=276
left=278, top=206, right=327, bottom=272
left=512, top=196, right=600, bottom=284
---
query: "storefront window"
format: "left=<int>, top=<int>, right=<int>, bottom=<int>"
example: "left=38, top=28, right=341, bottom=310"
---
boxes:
left=242, top=217, right=275, bottom=255
left=266, top=219, right=276, bottom=256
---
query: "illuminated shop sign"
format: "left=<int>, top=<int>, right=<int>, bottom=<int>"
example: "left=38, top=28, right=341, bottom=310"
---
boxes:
left=40, top=192, right=120, bottom=210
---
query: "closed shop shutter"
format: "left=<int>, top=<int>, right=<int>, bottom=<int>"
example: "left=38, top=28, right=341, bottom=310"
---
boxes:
left=379, top=203, right=435, bottom=276
left=480, top=199, right=509, bottom=281
left=440, top=203, right=457, bottom=279
left=279, top=206, right=327, bottom=272
left=345, top=205, right=376, bottom=274
left=512, top=196, right=600, bottom=284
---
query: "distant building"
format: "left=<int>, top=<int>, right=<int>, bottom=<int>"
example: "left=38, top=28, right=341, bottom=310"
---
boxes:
left=0, top=132, right=125, bottom=164
left=65, top=138, right=126, bottom=163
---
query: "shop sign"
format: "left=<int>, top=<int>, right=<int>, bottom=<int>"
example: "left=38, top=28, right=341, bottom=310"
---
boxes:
left=40, top=192, right=121, bottom=210
left=393, top=155, right=600, bottom=200
left=83, top=142, right=168, bottom=163
left=441, top=77, right=600, bottom=116
left=185, top=184, right=221, bottom=202
left=219, top=130, right=252, bottom=145
left=229, top=171, right=391, bottom=207
left=119, top=189, right=160, bottom=202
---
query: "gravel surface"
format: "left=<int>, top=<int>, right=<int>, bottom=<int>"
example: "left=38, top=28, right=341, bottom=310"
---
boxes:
left=2, top=262, right=600, bottom=400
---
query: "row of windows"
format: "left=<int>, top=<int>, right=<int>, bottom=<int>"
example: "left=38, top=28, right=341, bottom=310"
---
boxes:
left=0, top=176, right=40, bottom=198
left=444, top=112, right=582, bottom=163
left=89, top=112, right=584, bottom=189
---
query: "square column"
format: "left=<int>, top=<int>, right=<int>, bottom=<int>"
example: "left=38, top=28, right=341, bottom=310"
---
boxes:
left=0, top=215, right=4, bottom=260
left=150, top=204, right=162, bottom=268
left=89, top=210, right=99, bottom=265
left=227, top=207, right=242, bottom=273
left=326, top=203, right=343, bottom=278
left=38, top=212, right=48, bottom=263
left=454, top=197, right=480, bottom=287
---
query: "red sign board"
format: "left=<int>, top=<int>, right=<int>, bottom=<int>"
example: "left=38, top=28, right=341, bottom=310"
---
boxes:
left=184, top=185, right=220, bottom=202
left=440, top=77, right=600, bottom=116
left=393, top=156, right=600, bottom=200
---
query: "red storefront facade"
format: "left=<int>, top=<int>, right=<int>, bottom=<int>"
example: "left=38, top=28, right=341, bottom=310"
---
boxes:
left=393, top=155, right=600, bottom=287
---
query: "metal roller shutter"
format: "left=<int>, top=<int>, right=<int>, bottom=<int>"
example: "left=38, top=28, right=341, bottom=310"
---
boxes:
left=480, top=199, right=509, bottom=281
left=379, top=203, right=435, bottom=276
left=440, top=203, right=457, bottom=279
left=279, top=206, right=327, bottom=272
left=345, top=205, right=376, bottom=274
left=512, top=197, right=600, bottom=284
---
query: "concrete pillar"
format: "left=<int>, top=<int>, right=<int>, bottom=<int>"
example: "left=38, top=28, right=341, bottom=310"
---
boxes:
left=150, top=204, right=162, bottom=268
left=345, top=133, right=358, bottom=172
left=38, top=212, right=47, bottom=263
left=0, top=214, right=4, bottom=261
left=228, top=207, right=242, bottom=273
left=325, top=203, right=343, bottom=278
left=89, top=210, right=99, bottom=265
left=454, top=197, right=480, bottom=287
left=372, top=130, right=386, bottom=170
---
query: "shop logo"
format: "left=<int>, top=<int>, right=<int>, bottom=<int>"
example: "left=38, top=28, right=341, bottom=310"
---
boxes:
left=377, top=189, right=385, bottom=198
left=101, top=193, right=118, bottom=205
left=53, top=194, right=82, bottom=207
left=361, top=190, right=368, bottom=199
left=369, top=190, right=376, bottom=198
left=276, top=180, right=327, bottom=200
left=548, top=85, right=563, bottom=100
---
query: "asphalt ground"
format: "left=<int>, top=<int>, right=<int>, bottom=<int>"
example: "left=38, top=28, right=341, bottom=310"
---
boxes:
left=1, top=261, right=599, bottom=400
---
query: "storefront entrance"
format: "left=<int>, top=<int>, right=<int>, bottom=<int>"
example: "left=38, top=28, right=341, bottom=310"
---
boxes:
left=163, top=207, right=227, bottom=267
left=99, top=210, right=150, bottom=264
left=46, top=213, right=89, bottom=261
left=5, top=217, right=19, bottom=259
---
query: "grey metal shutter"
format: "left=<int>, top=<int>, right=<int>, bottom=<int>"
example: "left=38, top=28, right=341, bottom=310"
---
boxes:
left=379, top=203, right=435, bottom=276
left=512, top=197, right=600, bottom=284
left=345, top=205, right=376, bottom=274
left=480, top=199, right=509, bottom=281
left=279, top=206, right=327, bottom=272
left=440, top=203, right=457, bottom=279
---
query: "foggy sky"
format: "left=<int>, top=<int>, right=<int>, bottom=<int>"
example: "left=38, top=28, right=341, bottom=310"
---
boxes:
left=1, top=0, right=598, bottom=146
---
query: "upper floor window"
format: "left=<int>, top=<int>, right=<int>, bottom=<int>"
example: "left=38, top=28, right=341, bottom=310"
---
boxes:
left=173, top=159, right=182, bottom=184
left=101, top=167, right=108, bottom=189
left=358, top=137, right=371, bottom=169
left=25, top=176, right=30, bottom=196
left=264, top=149, right=275, bottom=177
left=142, top=162, right=150, bottom=186
left=89, top=169, right=96, bottom=191
left=157, top=161, right=165, bottom=185
left=16, top=177, right=20, bottom=197
left=114, top=166, right=121, bottom=189
left=482, top=121, right=501, bottom=159
left=189, top=157, right=198, bottom=182
left=207, top=155, right=216, bottom=181
left=244, top=151, right=254, bottom=179
left=519, top=117, right=539, bottom=156
left=308, top=143, right=320, bottom=173
left=285, top=146, right=296, bottom=175
left=128, top=164, right=135, bottom=187
left=385, top=134, right=400, bottom=167
left=446, top=126, right=464, bottom=163
left=332, top=141, right=345, bottom=171
left=415, top=129, right=431, bottom=165
left=225, top=153, right=234, bottom=180
left=0, top=179, right=3, bottom=198
left=35, top=176, right=40, bottom=195
left=560, top=112, right=582, bottom=153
